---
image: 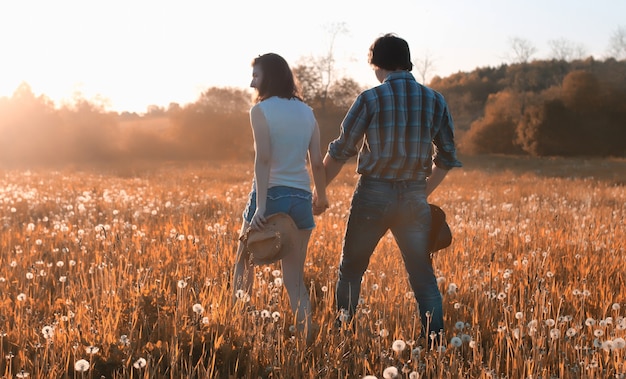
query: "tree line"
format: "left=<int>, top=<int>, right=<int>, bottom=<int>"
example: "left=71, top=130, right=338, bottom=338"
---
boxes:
left=431, top=57, right=626, bottom=157
left=1, top=57, right=625, bottom=170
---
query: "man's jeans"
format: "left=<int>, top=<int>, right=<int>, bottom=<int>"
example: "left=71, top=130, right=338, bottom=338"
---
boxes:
left=336, top=176, right=444, bottom=337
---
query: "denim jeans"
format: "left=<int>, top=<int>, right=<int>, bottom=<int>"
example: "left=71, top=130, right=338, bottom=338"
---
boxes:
left=336, top=176, right=444, bottom=337
left=243, top=186, right=315, bottom=230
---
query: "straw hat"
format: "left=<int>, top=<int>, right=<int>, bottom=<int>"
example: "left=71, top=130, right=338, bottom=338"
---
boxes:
left=240, top=213, right=298, bottom=265
left=429, top=204, right=452, bottom=253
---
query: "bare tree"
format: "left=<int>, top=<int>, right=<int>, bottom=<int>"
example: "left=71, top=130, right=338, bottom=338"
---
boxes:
left=507, top=36, right=538, bottom=64
left=316, top=22, right=349, bottom=110
left=607, top=25, right=626, bottom=59
left=414, top=52, right=436, bottom=84
left=548, top=38, right=587, bottom=61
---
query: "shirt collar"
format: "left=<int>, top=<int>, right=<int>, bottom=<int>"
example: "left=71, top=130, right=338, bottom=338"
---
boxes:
left=383, top=70, right=416, bottom=83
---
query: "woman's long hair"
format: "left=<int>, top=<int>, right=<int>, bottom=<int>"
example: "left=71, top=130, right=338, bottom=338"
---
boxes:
left=252, top=53, right=302, bottom=103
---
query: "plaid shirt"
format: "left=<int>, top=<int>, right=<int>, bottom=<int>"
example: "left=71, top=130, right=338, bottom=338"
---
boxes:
left=328, top=71, right=462, bottom=180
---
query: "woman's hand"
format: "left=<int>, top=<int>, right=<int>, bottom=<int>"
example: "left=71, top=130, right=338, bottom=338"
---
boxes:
left=250, top=209, right=267, bottom=230
left=313, top=189, right=329, bottom=215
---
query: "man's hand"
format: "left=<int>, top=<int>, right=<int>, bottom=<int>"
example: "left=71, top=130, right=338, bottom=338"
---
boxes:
left=313, top=189, right=329, bottom=215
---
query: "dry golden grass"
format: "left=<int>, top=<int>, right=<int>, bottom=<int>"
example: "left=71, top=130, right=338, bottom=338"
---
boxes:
left=0, top=155, right=624, bottom=378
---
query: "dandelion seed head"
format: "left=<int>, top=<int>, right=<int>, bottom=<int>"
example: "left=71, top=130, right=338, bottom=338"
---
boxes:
left=133, top=357, right=147, bottom=369
left=74, top=359, right=90, bottom=372
left=379, top=329, right=389, bottom=338
left=447, top=283, right=458, bottom=295
left=85, top=346, right=99, bottom=354
left=391, top=339, right=406, bottom=353
left=593, top=329, right=604, bottom=337
left=515, top=312, right=524, bottom=320
left=512, top=328, right=521, bottom=340
left=411, top=347, right=421, bottom=358
left=192, top=303, right=204, bottom=314
left=177, top=279, right=187, bottom=289
left=549, top=328, right=561, bottom=340
left=450, top=336, right=462, bottom=347
left=26, top=272, right=34, bottom=280
left=271, top=311, right=281, bottom=322
left=612, top=303, right=621, bottom=311
left=271, top=269, right=281, bottom=278
left=601, top=340, right=614, bottom=351
left=382, top=366, right=398, bottom=379
left=613, top=337, right=625, bottom=349
left=585, top=317, right=596, bottom=326
left=566, top=327, right=577, bottom=337
left=41, top=326, right=54, bottom=339
left=545, top=318, right=556, bottom=327
left=273, top=277, right=283, bottom=287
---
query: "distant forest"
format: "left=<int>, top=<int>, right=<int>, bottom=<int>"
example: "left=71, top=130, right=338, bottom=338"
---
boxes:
left=1, top=57, right=625, bottom=169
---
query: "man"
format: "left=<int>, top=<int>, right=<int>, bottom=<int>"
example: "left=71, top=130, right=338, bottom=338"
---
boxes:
left=314, top=33, right=462, bottom=347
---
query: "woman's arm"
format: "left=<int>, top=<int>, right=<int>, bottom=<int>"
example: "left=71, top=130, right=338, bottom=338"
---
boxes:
left=250, top=105, right=271, bottom=229
left=309, top=121, right=328, bottom=213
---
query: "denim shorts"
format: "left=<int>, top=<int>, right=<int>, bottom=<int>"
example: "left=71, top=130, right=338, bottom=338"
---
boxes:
left=243, top=186, right=314, bottom=230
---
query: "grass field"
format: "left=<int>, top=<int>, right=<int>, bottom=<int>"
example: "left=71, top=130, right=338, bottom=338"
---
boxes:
left=0, top=155, right=624, bottom=378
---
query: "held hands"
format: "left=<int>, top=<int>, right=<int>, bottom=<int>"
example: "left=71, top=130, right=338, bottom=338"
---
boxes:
left=312, top=189, right=329, bottom=216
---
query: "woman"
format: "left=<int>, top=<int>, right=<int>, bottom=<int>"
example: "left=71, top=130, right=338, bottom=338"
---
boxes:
left=232, top=53, right=328, bottom=337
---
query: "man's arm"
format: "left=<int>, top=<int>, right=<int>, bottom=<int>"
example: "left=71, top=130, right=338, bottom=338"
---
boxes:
left=323, top=152, right=346, bottom=186
left=312, top=153, right=345, bottom=215
left=425, top=164, right=449, bottom=197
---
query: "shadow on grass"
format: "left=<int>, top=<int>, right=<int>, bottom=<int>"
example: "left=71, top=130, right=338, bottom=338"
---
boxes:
left=458, top=154, right=626, bottom=185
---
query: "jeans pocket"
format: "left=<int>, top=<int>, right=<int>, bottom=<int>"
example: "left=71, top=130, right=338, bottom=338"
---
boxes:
left=351, top=188, right=389, bottom=222
left=404, top=197, right=430, bottom=230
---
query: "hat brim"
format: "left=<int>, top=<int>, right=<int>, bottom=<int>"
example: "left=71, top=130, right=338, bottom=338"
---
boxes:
left=429, top=204, right=452, bottom=253
left=243, top=213, right=298, bottom=265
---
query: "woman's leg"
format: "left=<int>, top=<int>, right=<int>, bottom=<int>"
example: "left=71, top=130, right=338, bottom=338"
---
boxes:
left=280, top=229, right=313, bottom=336
left=232, top=219, right=254, bottom=305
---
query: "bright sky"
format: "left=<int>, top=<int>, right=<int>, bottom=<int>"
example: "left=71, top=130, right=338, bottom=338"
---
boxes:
left=1, top=0, right=624, bottom=113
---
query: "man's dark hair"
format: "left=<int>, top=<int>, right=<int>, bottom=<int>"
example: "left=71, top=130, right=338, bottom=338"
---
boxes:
left=368, top=33, right=413, bottom=71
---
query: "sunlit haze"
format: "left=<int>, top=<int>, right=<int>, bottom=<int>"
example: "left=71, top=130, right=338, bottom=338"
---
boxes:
left=1, top=0, right=624, bottom=113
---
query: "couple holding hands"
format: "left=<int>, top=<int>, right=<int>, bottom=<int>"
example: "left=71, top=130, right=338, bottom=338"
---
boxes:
left=232, top=33, right=462, bottom=346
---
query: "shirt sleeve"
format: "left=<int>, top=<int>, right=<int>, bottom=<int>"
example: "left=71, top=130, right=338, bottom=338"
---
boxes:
left=432, top=101, right=463, bottom=170
left=328, top=94, right=370, bottom=162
